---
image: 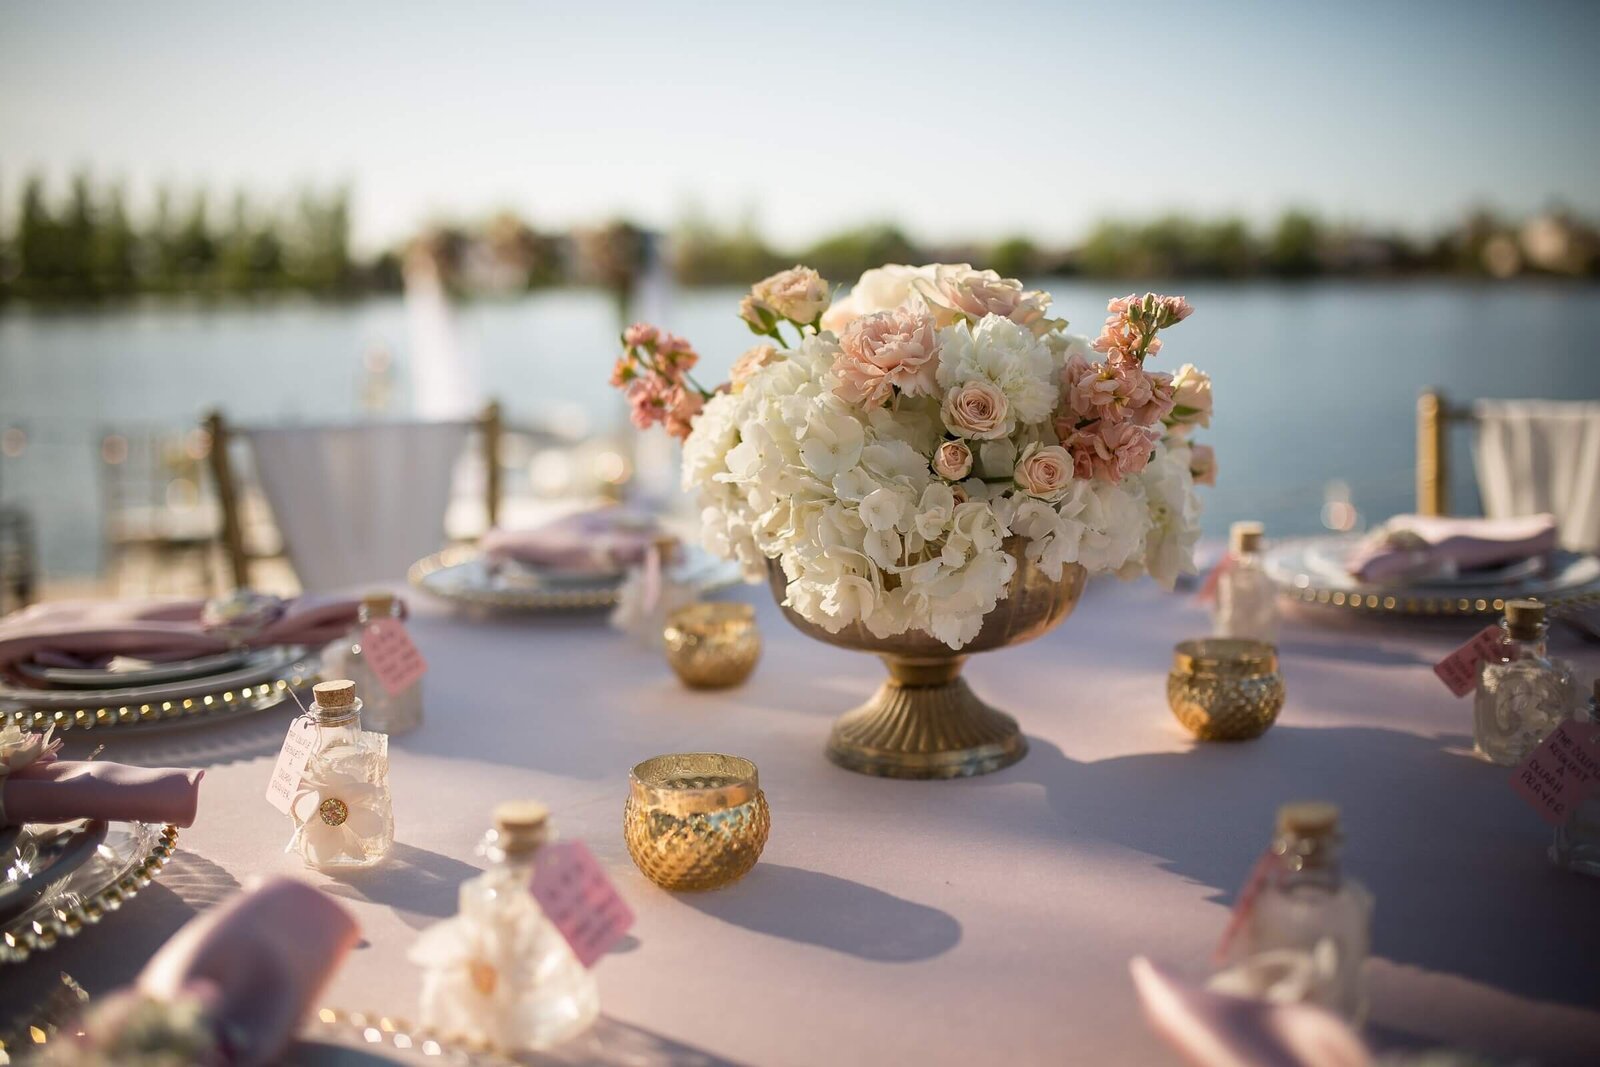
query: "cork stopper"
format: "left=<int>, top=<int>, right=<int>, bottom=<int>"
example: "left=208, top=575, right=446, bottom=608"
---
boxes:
left=1504, top=598, right=1545, bottom=640
left=1276, top=801, right=1340, bottom=838
left=493, top=800, right=550, bottom=854
left=362, top=592, right=398, bottom=614
left=312, top=679, right=357, bottom=709
left=1230, top=521, right=1264, bottom=555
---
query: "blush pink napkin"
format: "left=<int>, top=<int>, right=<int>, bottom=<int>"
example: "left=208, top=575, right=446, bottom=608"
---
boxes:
left=0, top=595, right=363, bottom=675
left=1130, top=958, right=1371, bottom=1067
left=481, top=507, right=661, bottom=575
left=1345, top=513, right=1559, bottom=584
left=134, top=878, right=359, bottom=1067
left=3, top=761, right=203, bottom=827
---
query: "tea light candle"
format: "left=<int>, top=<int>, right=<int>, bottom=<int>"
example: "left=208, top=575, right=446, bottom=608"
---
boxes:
left=1167, top=638, right=1285, bottom=741
left=623, top=753, right=770, bottom=891
left=662, top=602, right=761, bottom=689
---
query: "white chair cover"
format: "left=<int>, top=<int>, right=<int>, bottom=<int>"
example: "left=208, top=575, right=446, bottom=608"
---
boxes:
left=1472, top=400, right=1600, bottom=552
left=245, top=422, right=471, bottom=592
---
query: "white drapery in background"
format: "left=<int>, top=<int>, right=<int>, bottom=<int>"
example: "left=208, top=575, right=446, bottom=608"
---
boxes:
left=1473, top=399, right=1600, bottom=551
left=246, top=422, right=471, bottom=592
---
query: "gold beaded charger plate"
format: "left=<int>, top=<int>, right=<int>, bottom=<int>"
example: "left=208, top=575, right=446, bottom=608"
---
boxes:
left=0, top=820, right=178, bottom=964
left=0, top=646, right=318, bottom=733
left=292, top=1009, right=518, bottom=1065
left=1265, top=536, right=1600, bottom=617
left=409, top=544, right=741, bottom=613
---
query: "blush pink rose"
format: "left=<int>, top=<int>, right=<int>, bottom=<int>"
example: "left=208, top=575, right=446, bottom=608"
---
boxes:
left=940, top=378, right=1010, bottom=440
left=933, top=439, right=974, bottom=481
left=730, top=344, right=779, bottom=391
left=749, top=266, right=830, bottom=326
left=1013, top=443, right=1074, bottom=500
left=833, top=307, right=941, bottom=407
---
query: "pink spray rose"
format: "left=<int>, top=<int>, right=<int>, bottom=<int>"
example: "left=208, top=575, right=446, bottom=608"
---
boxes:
left=1169, top=363, right=1213, bottom=428
left=940, top=378, right=1010, bottom=440
left=833, top=307, right=941, bottom=407
left=933, top=439, right=974, bottom=481
left=1013, top=443, right=1074, bottom=501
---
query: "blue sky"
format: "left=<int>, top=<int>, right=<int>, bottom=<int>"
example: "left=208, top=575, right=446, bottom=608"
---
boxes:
left=2, top=0, right=1597, bottom=252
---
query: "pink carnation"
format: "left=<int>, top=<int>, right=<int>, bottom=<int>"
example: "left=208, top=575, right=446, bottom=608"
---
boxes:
left=833, top=307, right=941, bottom=407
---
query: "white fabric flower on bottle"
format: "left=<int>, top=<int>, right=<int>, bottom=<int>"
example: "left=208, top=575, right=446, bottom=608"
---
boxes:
left=290, top=760, right=388, bottom=867
left=410, top=890, right=553, bottom=1050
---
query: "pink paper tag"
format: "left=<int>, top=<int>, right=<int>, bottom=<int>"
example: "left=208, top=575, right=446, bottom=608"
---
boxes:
left=1214, top=847, right=1279, bottom=962
left=362, top=617, right=426, bottom=696
left=1510, top=720, right=1600, bottom=826
left=265, top=716, right=316, bottom=814
left=529, top=841, right=635, bottom=968
left=1432, top=624, right=1505, bottom=698
left=1196, top=553, right=1236, bottom=603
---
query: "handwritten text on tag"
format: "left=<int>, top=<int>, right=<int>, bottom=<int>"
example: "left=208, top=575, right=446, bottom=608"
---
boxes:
left=265, top=716, right=317, bottom=814
left=530, top=841, right=635, bottom=968
left=362, top=617, right=427, bottom=696
left=1433, top=624, right=1506, bottom=698
left=1510, top=720, right=1600, bottom=826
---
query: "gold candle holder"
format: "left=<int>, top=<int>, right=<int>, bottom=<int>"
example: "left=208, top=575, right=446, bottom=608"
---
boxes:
left=623, top=753, right=770, bottom=891
left=663, top=603, right=761, bottom=689
left=1167, top=638, right=1285, bottom=741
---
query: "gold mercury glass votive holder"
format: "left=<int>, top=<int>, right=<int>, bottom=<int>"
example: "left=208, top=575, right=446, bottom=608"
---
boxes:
left=663, top=602, right=761, bottom=689
left=1167, top=638, right=1286, bottom=741
left=624, top=753, right=770, bottom=891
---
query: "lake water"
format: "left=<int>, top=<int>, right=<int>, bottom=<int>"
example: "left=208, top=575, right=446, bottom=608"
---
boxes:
left=2, top=280, right=1598, bottom=580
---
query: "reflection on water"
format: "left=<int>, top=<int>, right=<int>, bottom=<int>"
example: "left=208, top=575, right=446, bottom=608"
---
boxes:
left=2, top=280, right=1597, bottom=578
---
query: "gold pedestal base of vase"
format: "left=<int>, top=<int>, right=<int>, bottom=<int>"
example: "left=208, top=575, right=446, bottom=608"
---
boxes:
left=825, top=655, right=1027, bottom=779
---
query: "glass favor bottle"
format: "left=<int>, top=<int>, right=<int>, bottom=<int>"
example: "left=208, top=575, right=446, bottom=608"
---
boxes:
left=1215, top=521, right=1277, bottom=643
left=411, top=802, right=599, bottom=1052
left=1551, top=680, right=1600, bottom=877
left=287, top=679, right=394, bottom=871
left=323, top=592, right=423, bottom=735
left=1473, top=599, right=1574, bottom=766
left=1228, top=802, right=1372, bottom=1023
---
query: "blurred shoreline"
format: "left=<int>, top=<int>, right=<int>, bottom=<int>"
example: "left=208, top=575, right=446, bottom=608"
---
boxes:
left=2, top=175, right=1596, bottom=309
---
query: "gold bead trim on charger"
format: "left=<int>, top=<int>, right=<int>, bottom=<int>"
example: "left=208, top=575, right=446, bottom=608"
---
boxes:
left=1278, top=580, right=1600, bottom=618
left=0, top=824, right=179, bottom=965
left=306, top=1008, right=518, bottom=1064
left=1, top=663, right=317, bottom=733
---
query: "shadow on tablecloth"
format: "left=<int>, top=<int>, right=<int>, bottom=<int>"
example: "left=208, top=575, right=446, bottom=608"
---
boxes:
left=672, top=862, right=961, bottom=962
left=316, top=842, right=482, bottom=931
left=968, top=727, right=1600, bottom=1013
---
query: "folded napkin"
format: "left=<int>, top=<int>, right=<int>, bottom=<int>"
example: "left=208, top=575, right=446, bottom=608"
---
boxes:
left=2, top=760, right=203, bottom=828
left=1130, top=958, right=1371, bottom=1067
left=0, top=593, right=364, bottom=676
left=78, top=878, right=359, bottom=1067
left=1345, top=513, right=1558, bottom=584
left=481, top=507, right=662, bottom=576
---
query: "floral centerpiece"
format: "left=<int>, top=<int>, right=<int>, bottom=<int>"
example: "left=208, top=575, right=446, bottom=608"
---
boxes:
left=612, top=264, right=1213, bottom=777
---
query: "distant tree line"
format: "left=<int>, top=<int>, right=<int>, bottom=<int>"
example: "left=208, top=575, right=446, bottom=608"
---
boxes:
left=0, top=173, right=1594, bottom=307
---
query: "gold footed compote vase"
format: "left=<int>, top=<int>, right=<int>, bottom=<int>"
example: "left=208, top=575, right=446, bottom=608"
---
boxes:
left=767, top=538, right=1088, bottom=780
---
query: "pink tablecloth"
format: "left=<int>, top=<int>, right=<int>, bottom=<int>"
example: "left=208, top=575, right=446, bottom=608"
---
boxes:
left=4, top=576, right=1598, bottom=1065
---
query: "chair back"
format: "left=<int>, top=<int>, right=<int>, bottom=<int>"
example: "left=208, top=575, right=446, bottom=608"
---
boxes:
left=1418, top=389, right=1600, bottom=551
left=207, top=404, right=502, bottom=591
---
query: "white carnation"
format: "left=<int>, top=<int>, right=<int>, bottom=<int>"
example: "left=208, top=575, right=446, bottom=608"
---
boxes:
left=935, top=316, right=1060, bottom=429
